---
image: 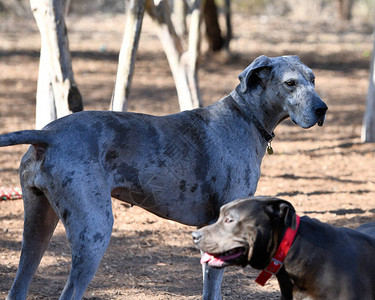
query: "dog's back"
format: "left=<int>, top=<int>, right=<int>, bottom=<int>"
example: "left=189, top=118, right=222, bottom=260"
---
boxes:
left=356, top=222, right=375, bottom=239
left=292, top=217, right=375, bottom=299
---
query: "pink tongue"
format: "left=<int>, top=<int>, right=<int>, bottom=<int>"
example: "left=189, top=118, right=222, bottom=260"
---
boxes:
left=200, top=252, right=214, bottom=264
left=200, top=250, right=244, bottom=267
left=200, top=253, right=225, bottom=267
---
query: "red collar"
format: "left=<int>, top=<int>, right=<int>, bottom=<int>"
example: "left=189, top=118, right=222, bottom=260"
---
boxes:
left=255, top=215, right=300, bottom=286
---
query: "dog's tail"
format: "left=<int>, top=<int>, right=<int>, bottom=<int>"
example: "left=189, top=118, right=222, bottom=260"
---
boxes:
left=0, top=130, right=51, bottom=147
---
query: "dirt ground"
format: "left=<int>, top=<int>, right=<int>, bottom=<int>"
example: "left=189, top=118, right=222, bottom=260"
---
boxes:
left=0, top=11, right=375, bottom=299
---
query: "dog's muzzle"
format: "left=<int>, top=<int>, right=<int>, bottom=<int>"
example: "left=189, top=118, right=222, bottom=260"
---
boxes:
left=315, top=102, right=328, bottom=126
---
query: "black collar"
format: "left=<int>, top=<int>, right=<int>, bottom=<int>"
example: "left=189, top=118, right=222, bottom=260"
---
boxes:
left=228, top=86, right=275, bottom=143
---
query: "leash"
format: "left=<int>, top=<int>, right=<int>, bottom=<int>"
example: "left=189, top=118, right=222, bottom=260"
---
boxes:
left=255, top=215, right=300, bottom=286
left=0, top=187, right=22, bottom=200
left=229, top=86, right=275, bottom=154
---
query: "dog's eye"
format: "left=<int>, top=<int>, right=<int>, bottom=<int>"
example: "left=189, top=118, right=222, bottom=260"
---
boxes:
left=224, top=216, right=234, bottom=223
left=311, top=77, right=315, bottom=85
left=285, top=80, right=295, bottom=86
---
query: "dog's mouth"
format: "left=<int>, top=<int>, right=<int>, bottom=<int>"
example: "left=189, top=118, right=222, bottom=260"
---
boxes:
left=317, top=114, right=326, bottom=127
left=291, top=113, right=326, bottom=128
left=200, top=247, right=247, bottom=268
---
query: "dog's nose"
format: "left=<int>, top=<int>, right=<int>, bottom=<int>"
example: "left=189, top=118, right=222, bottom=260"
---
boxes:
left=314, top=103, right=328, bottom=116
left=192, top=230, right=202, bottom=244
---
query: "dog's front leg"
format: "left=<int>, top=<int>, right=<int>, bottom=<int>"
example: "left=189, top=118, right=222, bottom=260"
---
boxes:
left=202, top=261, right=225, bottom=300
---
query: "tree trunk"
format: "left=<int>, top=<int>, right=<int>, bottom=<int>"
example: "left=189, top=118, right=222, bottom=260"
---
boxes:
left=31, top=0, right=83, bottom=129
left=110, top=0, right=146, bottom=112
left=147, top=0, right=203, bottom=111
left=172, top=0, right=187, bottom=37
left=335, top=0, right=355, bottom=21
left=203, top=0, right=224, bottom=52
left=223, top=0, right=232, bottom=50
left=362, top=34, right=375, bottom=142
left=35, top=44, right=57, bottom=129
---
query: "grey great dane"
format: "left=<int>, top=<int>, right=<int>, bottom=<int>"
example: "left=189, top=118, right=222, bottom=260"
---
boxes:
left=1, top=55, right=327, bottom=299
left=193, top=196, right=375, bottom=299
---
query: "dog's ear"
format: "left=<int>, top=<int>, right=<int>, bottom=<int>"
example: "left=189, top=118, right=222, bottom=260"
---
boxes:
left=282, top=55, right=301, bottom=62
left=238, top=55, right=273, bottom=93
left=246, top=226, right=257, bottom=262
left=264, top=199, right=297, bottom=230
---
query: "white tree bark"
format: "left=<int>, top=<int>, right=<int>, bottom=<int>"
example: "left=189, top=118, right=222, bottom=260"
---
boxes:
left=186, top=0, right=203, bottom=108
left=172, top=0, right=187, bottom=38
left=35, top=44, right=57, bottom=129
left=110, top=0, right=146, bottom=112
left=361, top=33, right=375, bottom=143
left=148, top=0, right=203, bottom=111
left=31, top=0, right=82, bottom=129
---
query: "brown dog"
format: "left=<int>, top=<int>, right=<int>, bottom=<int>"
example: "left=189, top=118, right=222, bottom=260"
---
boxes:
left=192, top=196, right=375, bottom=300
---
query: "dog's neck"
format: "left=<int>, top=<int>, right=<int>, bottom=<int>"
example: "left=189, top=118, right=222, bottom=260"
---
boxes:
left=282, top=217, right=331, bottom=298
left=251, top=219, right=302, bottom=298
left=230, top=85, right=289, bottom=136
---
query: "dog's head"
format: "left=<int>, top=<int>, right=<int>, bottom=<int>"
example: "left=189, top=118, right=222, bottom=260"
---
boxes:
left=238, top=55, right=327, bottom=129
left=192, top=196, right=296, bottom=269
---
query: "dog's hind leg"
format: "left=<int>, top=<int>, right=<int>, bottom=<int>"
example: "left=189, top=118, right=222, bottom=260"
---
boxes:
left=7, top=187, right=59, bottom=300
left=58, top=184, right=114, bottom=300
